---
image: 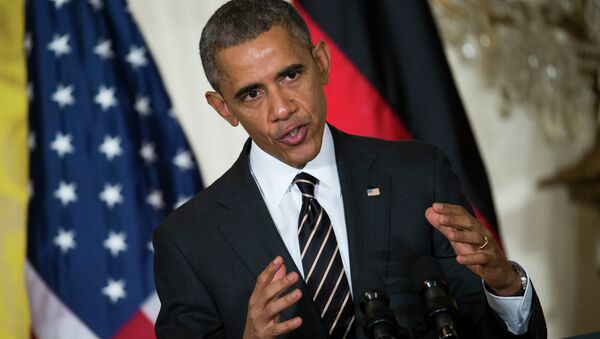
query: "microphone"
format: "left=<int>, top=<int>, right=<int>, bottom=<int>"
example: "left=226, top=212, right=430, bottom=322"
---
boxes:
left=412, top=256, right=459, bottom=339
left=360, top=290, right=410, bottom=339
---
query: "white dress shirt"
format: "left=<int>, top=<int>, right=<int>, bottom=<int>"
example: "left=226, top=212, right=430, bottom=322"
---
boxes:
left=248, top=125, right=532, bottom=335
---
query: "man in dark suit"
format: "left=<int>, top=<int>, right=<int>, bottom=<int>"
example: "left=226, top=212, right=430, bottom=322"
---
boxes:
left=153, top=0, right=546, bottom=338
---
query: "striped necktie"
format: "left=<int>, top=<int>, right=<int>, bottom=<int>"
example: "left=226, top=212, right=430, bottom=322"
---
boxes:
left=293, top=172, right=355, bottom=338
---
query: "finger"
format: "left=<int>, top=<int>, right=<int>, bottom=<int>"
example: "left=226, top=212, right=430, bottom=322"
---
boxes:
left=250, top=256, right=283, bottom=309
left=437, top=213, right=477, bottom=231
left=426, top=206, right=474, bottom=231
left=456, top=252, right=491, bottom=266
left=444, top=229, right=487, bottom=246
left=265, top=289, right=302, bottom=318
left=425, top=207, right=442, bottom=229
left=262, top=271, right=300, bottom=302
left=254, top=257, right=284, bottom=298
left=269, top=316, right=303, bottom=335
left=433, top=203, right=468, bottom=216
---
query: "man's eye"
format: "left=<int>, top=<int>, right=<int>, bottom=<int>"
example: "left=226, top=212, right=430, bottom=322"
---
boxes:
left=243, top=90, right=261, bottom=101
left=285, top=71, right=298, bottom=80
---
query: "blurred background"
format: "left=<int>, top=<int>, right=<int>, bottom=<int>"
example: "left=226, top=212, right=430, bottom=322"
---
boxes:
left=1, top=0, right=599, bottom=338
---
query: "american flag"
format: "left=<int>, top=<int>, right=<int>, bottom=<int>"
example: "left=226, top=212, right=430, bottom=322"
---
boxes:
left=25, top=0, right=203, bottom=337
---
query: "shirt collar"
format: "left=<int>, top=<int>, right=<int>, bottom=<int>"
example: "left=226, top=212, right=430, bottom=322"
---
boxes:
left=249, top=124, right=341, bottom=211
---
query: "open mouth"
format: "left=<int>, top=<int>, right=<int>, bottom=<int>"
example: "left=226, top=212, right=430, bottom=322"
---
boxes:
left=279, top=124, right=308, bottom=146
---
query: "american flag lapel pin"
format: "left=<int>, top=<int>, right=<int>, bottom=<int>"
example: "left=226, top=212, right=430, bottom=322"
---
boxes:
left=366, top=187, right=380, bottom=197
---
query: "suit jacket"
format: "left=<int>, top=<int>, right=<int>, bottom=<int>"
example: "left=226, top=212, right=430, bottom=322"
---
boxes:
left=153, top=127, right=546, bottom=338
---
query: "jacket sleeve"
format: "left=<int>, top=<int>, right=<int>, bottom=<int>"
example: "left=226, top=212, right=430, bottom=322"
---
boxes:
left=431, top=148, right=547, bottom=339
left=153, top=226, right=226, bottom=339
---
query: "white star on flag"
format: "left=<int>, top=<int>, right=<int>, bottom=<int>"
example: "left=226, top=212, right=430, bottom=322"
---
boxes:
left=99, top=183, right=123, bottom=208
left=27, top=83, right=34, bottom=102
left=54, top=228, right=76, bottom=253
left=52, top=84, right=75, bottom=108
left=54, top=181, right=77, bottom=206
left=50, top=132, right=74, bottom=157
left=134, top=96, right=152, bottom=116
left=47, top=33, right=71, bottom=57
left=94, top=85, right=117, bottom=110
left=125, top=46, right=148, bottom=69
left=29, top=131, right=36, bottom=151
left=139, top=142, right=157, bottom=163
left=88, top=0, right=103, bottom=11
left=50, top=0, right=71, bottom=9
left=103, top=230, right=127, bottom=257
left=146, top=190, right=165, bottom=210
left=174, top=195, right=192, bottom=209
left=102, top=278, right=126, bottom=304
left=99, top=135, right=123, bottom=160
left=94, top=39, right=113, bottom=60
left=24, top=32, right=32, bottom=55
left=173, top=150, right=194, bottom=170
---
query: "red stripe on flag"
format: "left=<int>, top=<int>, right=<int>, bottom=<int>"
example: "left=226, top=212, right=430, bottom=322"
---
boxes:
left=113, top=311, right=155, bottom=339
left=295, top=4, right=411, bottom=141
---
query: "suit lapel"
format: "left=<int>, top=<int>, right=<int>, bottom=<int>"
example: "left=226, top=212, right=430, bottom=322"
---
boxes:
left=332, top=128, right=393, bottom=338
left=215, top=140, right=328, bottom=337
left=216, top=144, right=293, bottom=278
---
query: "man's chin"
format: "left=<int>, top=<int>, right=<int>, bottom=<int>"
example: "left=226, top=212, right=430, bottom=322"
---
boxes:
left=284, top=149, right=319, bottom=169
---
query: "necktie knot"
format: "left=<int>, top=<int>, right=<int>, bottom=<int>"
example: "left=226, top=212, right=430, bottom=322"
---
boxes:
left=293, top=172, right=317, bottom=198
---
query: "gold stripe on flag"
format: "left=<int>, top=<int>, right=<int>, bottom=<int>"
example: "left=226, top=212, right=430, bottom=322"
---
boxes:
left=0, top=0, right=31, bottom=338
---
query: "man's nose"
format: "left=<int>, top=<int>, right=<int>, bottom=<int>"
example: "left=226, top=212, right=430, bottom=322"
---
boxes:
left=269, top=89, right=298, bottom=120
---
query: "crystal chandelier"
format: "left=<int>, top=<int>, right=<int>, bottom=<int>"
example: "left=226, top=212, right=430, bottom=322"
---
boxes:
left=431, top=0, right=600, bottom=204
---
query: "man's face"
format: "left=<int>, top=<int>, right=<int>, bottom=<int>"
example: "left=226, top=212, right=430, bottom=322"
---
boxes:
left=206, top=25, right=331, bottom=169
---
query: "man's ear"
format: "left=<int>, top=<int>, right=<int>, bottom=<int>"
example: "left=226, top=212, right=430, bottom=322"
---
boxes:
left=205, top=91, right=239, bottom=127
left=312, top=40, right=331, bottom=85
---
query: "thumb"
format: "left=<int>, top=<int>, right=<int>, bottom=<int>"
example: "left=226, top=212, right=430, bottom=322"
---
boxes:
left=425, top=207, right=441, bottom=229
left=272, top=264, right=287, bottom=282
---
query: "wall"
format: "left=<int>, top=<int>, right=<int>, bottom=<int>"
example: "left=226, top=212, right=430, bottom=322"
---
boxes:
left=445, top=50, right=600, bottom=337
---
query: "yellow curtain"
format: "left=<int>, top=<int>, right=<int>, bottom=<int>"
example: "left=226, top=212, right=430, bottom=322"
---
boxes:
left=0, top=0, right=31, bottom=337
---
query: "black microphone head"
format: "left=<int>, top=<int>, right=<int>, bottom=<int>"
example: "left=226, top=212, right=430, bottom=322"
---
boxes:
left=412, top=256, right=447, bottom=293
left=360, top=289, right=389, bottom=312
left=360, top=290, right=403, bottom=338
left=413, top=256, right=459, bottom=338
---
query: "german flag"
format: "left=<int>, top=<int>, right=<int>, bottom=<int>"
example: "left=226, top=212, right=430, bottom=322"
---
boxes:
left=293, top=0, right=501, bottom=245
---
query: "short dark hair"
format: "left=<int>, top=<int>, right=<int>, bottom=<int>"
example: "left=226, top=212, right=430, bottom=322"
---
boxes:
left=199, top=0, right=313, bottom=91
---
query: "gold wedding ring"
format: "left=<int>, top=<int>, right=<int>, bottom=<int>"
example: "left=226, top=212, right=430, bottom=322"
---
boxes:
left=478, top=235, right=489, bottom=250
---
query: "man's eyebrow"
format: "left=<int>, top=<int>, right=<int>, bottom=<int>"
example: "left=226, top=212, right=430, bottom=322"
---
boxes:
left=275, top=64, right=304, bottom=79
left=234, top=83, right=260, bottom=100
left=233, top=64, right=305, bottom=100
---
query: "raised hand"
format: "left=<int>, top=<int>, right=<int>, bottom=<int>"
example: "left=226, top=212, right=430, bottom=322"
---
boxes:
left=425, top=203, right=522, bottom=296
left=243, top=256, right=303, bottom=339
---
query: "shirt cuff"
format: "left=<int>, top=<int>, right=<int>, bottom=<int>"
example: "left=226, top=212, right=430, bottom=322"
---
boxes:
left=482, top=272, right=533, bottom=335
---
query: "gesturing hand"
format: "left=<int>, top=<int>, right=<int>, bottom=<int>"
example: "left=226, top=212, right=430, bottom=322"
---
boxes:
left=243, top=256, right=303, bottom=339
left=425, top=203, right=522, bottom=296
